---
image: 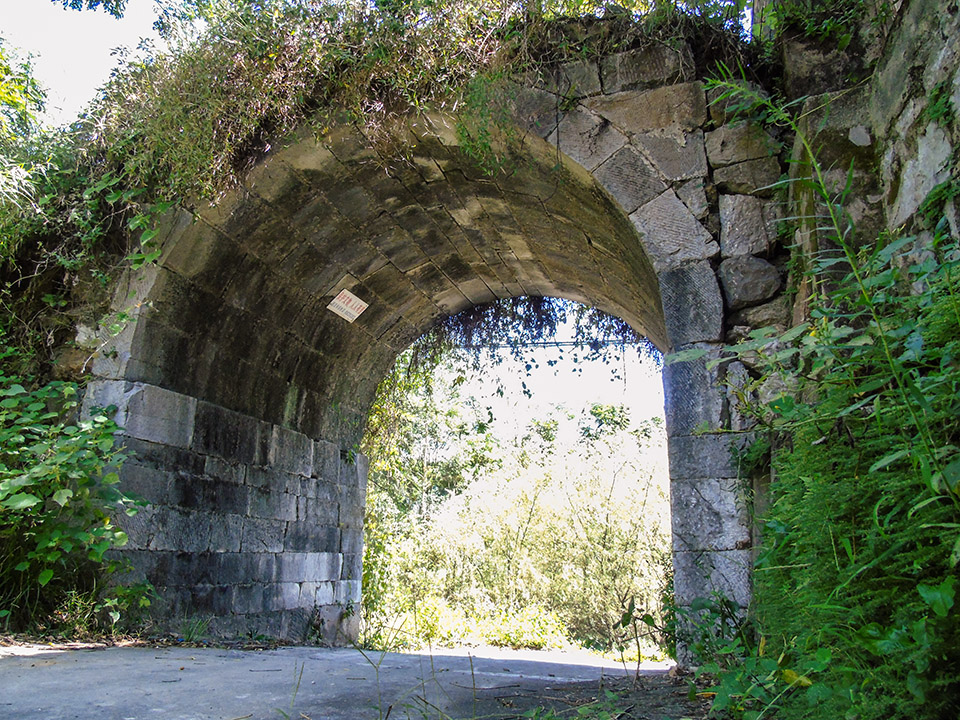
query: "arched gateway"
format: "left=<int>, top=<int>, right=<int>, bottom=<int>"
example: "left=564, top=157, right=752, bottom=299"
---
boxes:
left=85, top=44, right=789, bottom=640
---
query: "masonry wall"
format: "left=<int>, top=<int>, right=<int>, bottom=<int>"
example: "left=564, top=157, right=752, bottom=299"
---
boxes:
left=88, top=381, right=365, bottom=640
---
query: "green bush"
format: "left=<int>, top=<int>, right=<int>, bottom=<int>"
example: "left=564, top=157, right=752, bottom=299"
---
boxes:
left=0, top=356, right=146, bottom=631
left=480, top=605, right=568, bottom=650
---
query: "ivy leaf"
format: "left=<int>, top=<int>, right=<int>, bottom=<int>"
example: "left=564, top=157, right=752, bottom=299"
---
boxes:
left=2, top=492, right=41, bottom=510
left=918, top=577, right=955, bottom=617
left=37, top=568, right=54, bottom=586
left=664, top=348, right=708, bottom=365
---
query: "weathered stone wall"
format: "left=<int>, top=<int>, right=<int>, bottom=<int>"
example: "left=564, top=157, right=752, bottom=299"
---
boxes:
left=503, top=48, right=792, bottom=617
left=782, top=0, right=960, bottom=323
left=78, top=31, right=814, bottom=641
left=88, top=381, right=365, bottom=640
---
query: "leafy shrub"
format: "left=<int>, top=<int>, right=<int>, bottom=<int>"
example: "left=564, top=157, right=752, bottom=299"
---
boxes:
left=0, top=357, right=145, bottom=631
left=480, top=606, right=568, bottom=650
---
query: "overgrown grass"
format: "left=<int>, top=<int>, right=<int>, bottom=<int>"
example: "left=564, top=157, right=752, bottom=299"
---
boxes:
left=670, top=75, right=960, bottom=720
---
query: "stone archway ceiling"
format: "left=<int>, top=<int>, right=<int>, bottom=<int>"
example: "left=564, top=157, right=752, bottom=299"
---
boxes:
left=144, top=112, right=666, bottom=443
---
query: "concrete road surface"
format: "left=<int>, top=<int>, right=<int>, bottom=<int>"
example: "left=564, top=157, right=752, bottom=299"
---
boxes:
left=0, top=643, right=673, bottom=720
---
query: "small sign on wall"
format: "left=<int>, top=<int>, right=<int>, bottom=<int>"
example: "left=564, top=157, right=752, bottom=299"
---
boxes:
left=327, top=289, right=369, bottom=323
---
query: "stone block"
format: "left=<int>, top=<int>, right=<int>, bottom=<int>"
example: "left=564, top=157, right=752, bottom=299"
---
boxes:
left=234, top=583, right=266, bottom=614
left=278, top=552, right=308, bottom=583
left=187, top=584, right=236, bottom=617
left=335, top=579, right=362, bottom=605
left=284, top=523, right=340, bottom=554
left=673, top=549, right=752, bottom=609
left=241, top=517, right=285, bottom=553
left=268, top=425, right=313, bottom=477
left=118, top=462, right=172, bottom=505
left=599, top=43, right=691, bottom=93
left=630, top=190, right=717, bottom=272
left=725, top=361, right=757, bottom=433
left=203, top=456, right=246, bottom=485
left=889, top=121, right=953, bottom=228
left=671, top=477, right=751, bottom=552
left=546, top=106, right=627, bottom=171
left=313, top=582, right=336, bottom=606
left=676, top=179, right=709, bottom=219
left=584, top=82, right=706, bottom=134
left=304, top=552, right=342, bottom=582
left=633, top=130, right=707, bottom=182
left=207, top=514, right=244, bottom=553
left=341, top=553, right=362, bottom=581
left=169, top=552, right=220, bottom=587
left=280, top=608, right=313, bottom=641
left=341, top=527, right=364, bottom=556
left=729, top=295, right=792, bottom=332
left=658, top=261, right=724, bottom=348
left=510, top=85, right=562, bottom=139
left=148, top=508, right=212, bottom=553
left=124, top=383, right=197, bottom=449
left=169, top=472, right=219, bottom=511
left=705, top=124, right=778, bottom=168
left=594, top=146, right=667, bottom=214
left=719, top=194, right=769, bottom=258
left=668, top=433, right=751, bottom=480
left=782, top=35, right=863, bottom=99
left=218, top=552, right=260, bottom=583
left=718, top=256, right=782, bottom=310
left=191, top=402, right=259, bottom=465
left=116, top=506, right=158, bottom=550
left=305, top=492, right=340, bottom=526
left=248, top=487, right=298, bottom=521
left=707, top=80, right=768, bottom=124
left=537, top=60, right=602, bottom=98
left=714, top=157, right=781, bottom=196
left=662, top=345, right=725, bottom=436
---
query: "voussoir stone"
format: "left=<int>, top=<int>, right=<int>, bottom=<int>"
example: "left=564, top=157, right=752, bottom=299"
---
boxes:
left=719, top=194, right=769, bottom=258
left=633, top=129, right=708, bottom=181
left=713, top=156, right=782, bottom=196
left=584, top=82, right=707, bottom=134
left=546, top=105, right=626, bottom=171
left=705, top=123, right=779, bottom=168
left=594, top=146, right=667, bottom=214
left=718, top=256, right=782, bottom=310
left=600, top=43, right=692, bottom=93
left=630, top=190, right=717, bottom=271
left=677, top=178, right=709, bottom=219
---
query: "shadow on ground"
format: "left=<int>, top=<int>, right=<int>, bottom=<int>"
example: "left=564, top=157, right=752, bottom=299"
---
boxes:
left=0, top=644, right=709, bottom=720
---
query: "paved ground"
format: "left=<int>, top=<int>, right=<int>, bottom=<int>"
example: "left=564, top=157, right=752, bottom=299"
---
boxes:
left=0, top=644, right=699, bottom=720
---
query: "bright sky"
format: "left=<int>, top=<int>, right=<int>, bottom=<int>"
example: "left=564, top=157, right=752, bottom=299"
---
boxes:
left=471, top=344, right=664, bottom=436
left=2, top=0, right=666, bottom=424
left=0, top=0, right=161, bottom=126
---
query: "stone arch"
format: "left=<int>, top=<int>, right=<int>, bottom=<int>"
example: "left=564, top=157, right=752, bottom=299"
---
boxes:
left=85, top=46, right=788, bottom=640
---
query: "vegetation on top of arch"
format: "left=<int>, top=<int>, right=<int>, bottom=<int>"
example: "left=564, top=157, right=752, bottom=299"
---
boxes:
left=407, top=296, right=661, bottom=376
left=0, top=0, right=763, bottom=369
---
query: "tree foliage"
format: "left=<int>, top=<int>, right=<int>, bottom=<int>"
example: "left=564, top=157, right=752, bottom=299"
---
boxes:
left=53, top=0, right=127, bottom=17
left=361, top=343, right=670, bottom=654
